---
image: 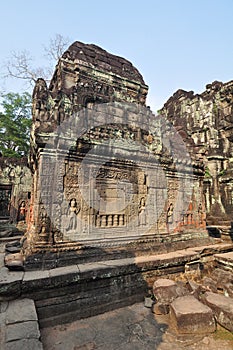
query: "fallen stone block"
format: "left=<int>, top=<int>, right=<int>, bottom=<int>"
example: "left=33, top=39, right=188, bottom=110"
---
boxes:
left=153, top=278, right=188, bottom=304
left=202, top=276, right=218, bottom=293
left=187, top=280, right=202, bottom=298
left=153, top=278, right=177, bottom=303
left=170, top=295, right=216, bottom=334
left=152, top=302, right=170, bottom=315
left=4, top=253, right=24, bottom=271
left=211, top=268, right=232, bottom=285
left=224, top=283, right=233, bottom=298
left=202, top=291, right=233, bottom=332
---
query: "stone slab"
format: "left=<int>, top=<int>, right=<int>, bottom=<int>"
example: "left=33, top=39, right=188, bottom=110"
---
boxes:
left=170, top=295, right=216, bottom=334
left=6, top=298, right=38, bottom=324
left=6, top=320, right=40, bottom=342
left=202, top=291, right=233, bottom=332
left=5, top=338, right=43, bottom=350
left=0, top=267, right=24, bottom=299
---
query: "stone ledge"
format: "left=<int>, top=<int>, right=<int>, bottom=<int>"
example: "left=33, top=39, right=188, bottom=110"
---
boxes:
left=1, top=243, right=232, bottom=300
left=214, top=251, right=233, bottom=272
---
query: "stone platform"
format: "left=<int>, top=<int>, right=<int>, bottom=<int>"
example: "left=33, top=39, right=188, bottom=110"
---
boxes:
left=1, top=241, right=232, bottom=328
left=23, top=231, right=211, bottom=270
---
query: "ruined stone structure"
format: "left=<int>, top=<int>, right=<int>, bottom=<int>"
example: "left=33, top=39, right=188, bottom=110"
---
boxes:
left=19, top=41, right=207, bottom=270
left=0, top=157, right=31, bottom=224
left=2, top=42, right=233, bottom=332
left=161, top=80, right=233, bottom=227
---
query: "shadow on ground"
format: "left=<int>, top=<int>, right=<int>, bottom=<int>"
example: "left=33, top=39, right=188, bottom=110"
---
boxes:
left=40, top=303, right=167, bottom=350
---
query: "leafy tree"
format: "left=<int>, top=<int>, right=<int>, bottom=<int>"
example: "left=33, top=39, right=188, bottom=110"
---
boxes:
left=0, top=35, right=70, bottom=158
left=0, top=92, right=32, bottom=157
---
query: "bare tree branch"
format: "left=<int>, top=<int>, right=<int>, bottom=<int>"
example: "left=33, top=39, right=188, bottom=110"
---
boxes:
left=4, top=50, right=48, bottom=87
left=2, top=34, right=71, bottom=89
left=44, top=33, right=70, bottom=62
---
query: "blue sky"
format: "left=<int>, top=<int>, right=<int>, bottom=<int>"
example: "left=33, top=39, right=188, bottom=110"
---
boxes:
left=0, top=0, right=232, bottom=111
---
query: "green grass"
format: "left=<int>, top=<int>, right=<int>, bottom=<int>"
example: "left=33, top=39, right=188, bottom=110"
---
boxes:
left=214, top=325, right=233, bottom=342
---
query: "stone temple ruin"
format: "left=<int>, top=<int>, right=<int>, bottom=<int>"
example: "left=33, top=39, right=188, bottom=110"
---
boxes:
left=1, top=42, right=233, bottom=345
left=161, top=81, right=233, bottom=230
left=18, top=41, right=208, bottom=270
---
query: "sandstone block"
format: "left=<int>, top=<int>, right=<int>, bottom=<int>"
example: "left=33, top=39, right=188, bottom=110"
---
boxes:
left=4, top=253, right=24, bottom=271
left=170, top=295, right=216, bottom=334
left=153, top=279, right=177, bottom=303
left=152, top=302, right=170, bottom=315
left=0, top=267, right=23, bottom=299
left=153, top=278, right=187, bottom=303
left=6, top=298, right=38, bottom=325
left=202, top=276, right=218, bottom=293
left=6, top=320, right=40, bottom=342
left=5, top=339, right=43, bottom=350
left=202, top=291, right=233, bottom=332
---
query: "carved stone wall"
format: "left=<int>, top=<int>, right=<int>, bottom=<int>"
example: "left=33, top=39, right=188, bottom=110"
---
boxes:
left=161, top=80, right=233, bottom=225
left=20, top=41, right=207, bottom=269
left=0, top=157, right=31, bottom=223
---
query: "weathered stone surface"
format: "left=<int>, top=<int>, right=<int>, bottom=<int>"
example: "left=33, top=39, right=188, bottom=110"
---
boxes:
left=224, top=283, right=233, bottom=298
left=202, top=276, right=218, bottom=293
left=170, top=295, right=216, bottom=334
left=5, top=339, right=43, bottom=350
left=153, top=278, right=177, bottom=303
left=152, top=301, right=170, bottom=315
left=4, top=253, right=24, bottom=271
left=144, top=296, right=153, bottom=308
left=161, top=80, right=233, bottom=227
left=202, top=291, right=233, bottom=332
left=6, top=298, right=38, bottom=324
left=0, top=157, right=31, bottom=224
left=211, top=267, right=233, bottom=285
left=153, top=278, right=188, bottom=303
left=0, top=267, right=24, bottom=299
left=6, top=320, right=40, bottom=342
left=18, top=39, right=207, bottom=271
left=215, top=251, right=233, bottom=272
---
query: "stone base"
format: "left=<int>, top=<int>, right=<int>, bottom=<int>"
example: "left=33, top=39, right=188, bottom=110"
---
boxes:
left=1, top=242, right=232, bottom=327
left=23, top=230, right=212, bottom=270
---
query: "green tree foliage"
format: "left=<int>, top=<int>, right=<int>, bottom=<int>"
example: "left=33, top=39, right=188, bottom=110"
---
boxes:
left=0, top=92, right=32, bottom=157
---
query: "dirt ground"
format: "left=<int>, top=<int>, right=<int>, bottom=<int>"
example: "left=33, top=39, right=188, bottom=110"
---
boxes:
left=41, top=302, right=233, bottom=350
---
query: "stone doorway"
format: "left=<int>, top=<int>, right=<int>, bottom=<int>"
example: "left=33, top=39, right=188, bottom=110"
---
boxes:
left=0, top=184, right=12, bottom=218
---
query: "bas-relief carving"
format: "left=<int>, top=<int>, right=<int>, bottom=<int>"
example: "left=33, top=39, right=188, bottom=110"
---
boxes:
left=22, top=40, right=208, bottom=270
left=138, top=197, right=147, bottom=226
